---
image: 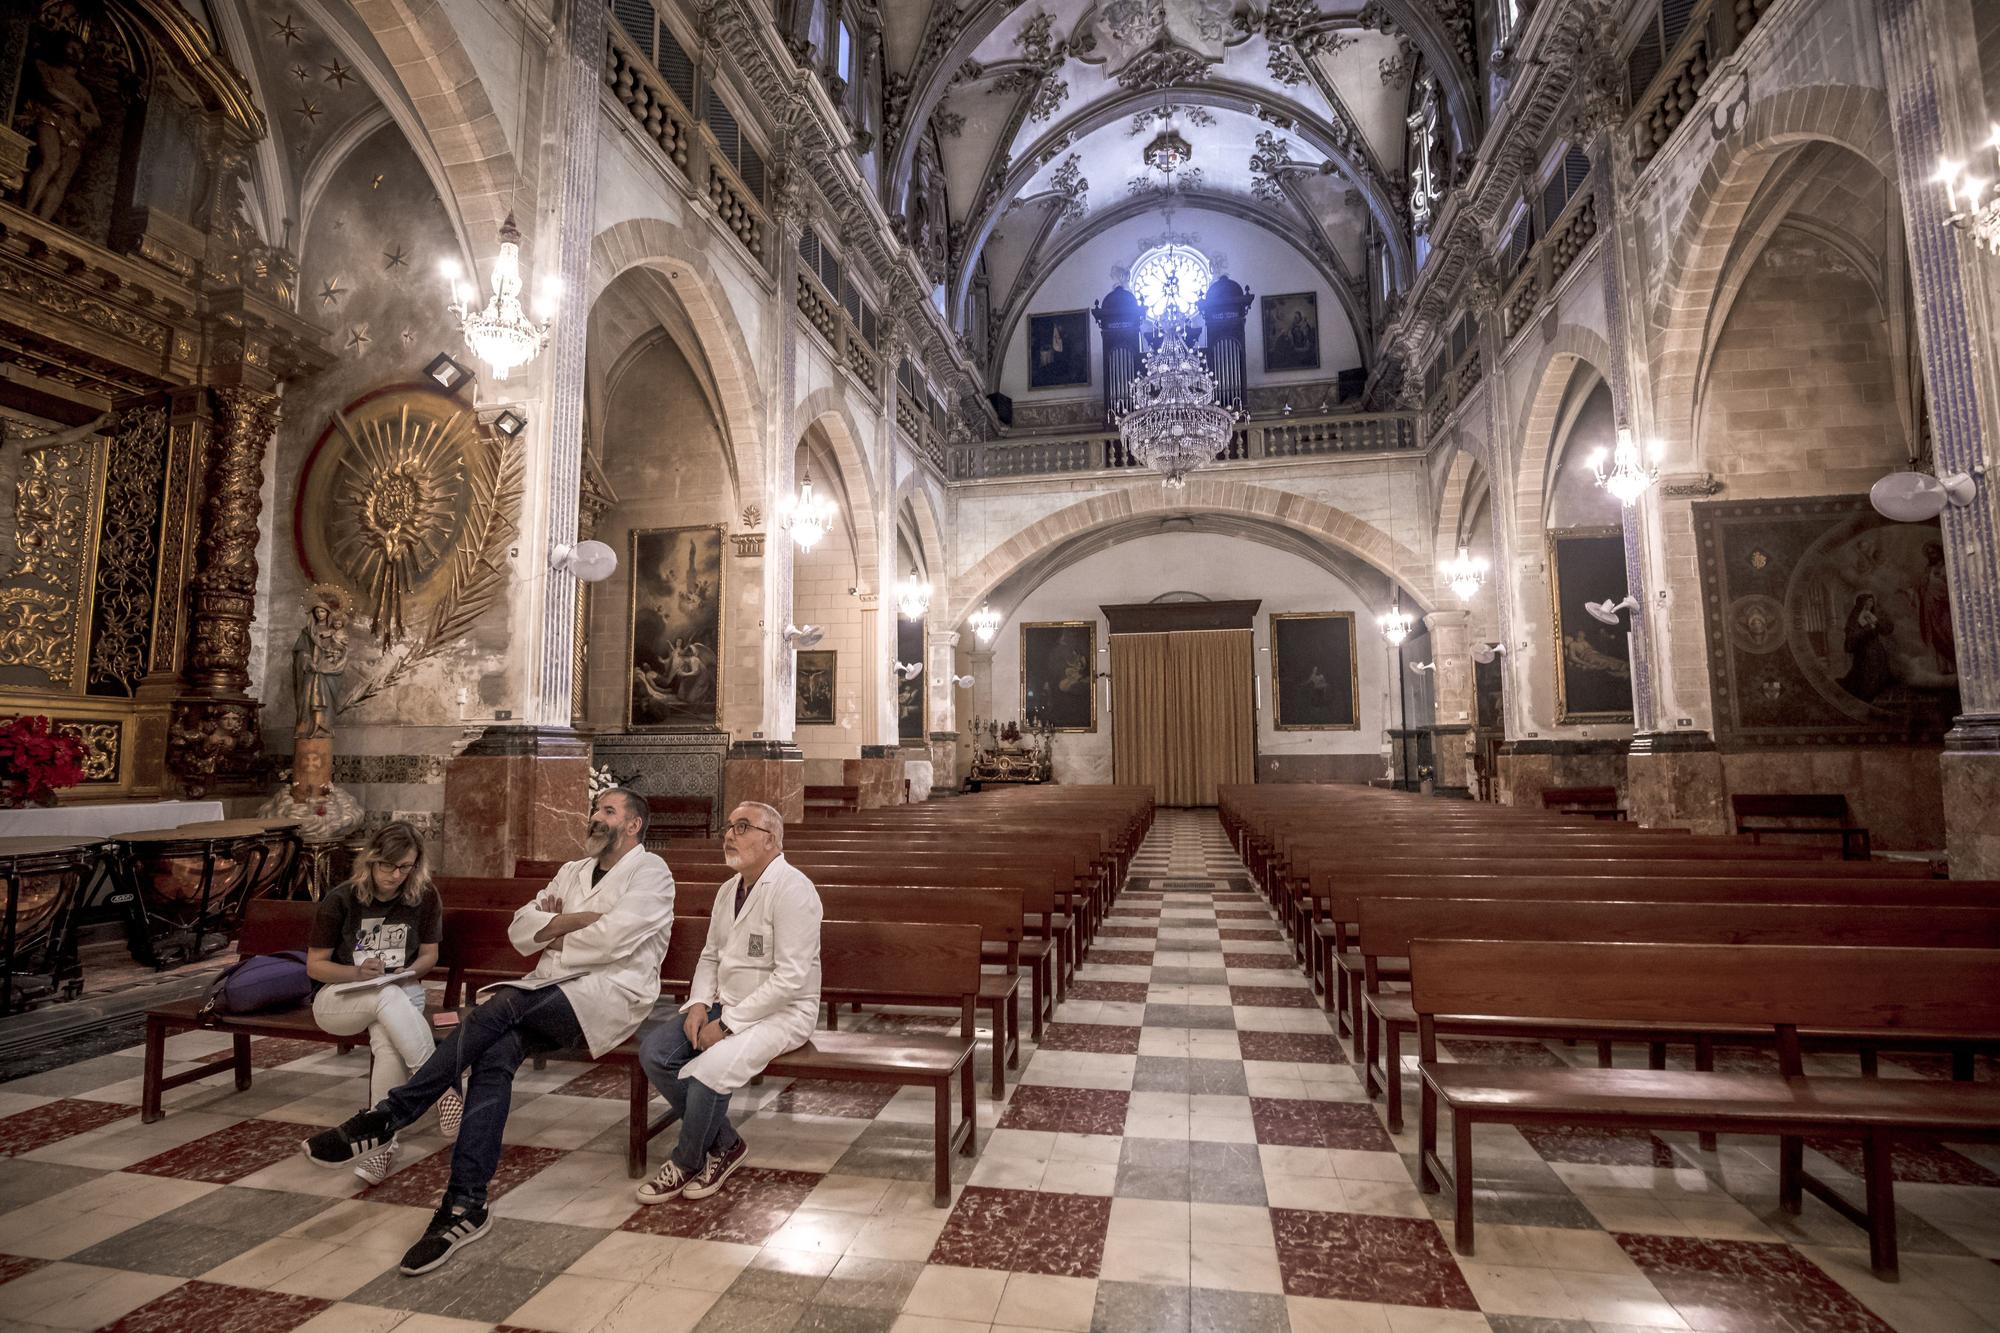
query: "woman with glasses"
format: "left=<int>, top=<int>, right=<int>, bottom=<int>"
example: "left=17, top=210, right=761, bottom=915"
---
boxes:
left=306, top=821, right=460, bottom=1184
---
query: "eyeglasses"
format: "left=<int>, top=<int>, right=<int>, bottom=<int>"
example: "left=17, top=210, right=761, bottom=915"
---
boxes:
left=383, top=860, right=419, bottom=876
left=723, top=820, right=774, bottom=838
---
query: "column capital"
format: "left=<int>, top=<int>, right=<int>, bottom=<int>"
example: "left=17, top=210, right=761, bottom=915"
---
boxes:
left=1422, top=609, right=1470, bottom=631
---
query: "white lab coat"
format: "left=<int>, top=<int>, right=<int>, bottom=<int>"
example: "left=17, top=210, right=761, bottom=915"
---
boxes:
left=508, top=848, right=675, bottom=1058
left=677, top=854, right=822, bottom=1094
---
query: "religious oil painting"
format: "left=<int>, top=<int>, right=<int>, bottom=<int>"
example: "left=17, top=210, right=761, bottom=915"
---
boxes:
left=1694, top=496, right=1958, bottom=746
left=796, top=650, right=836, bottom=726
left=1260, top=292, right=1321, bottom=372
left=897, top=618, right=926, bottom=740
left=1271, top=611, right=1359, bottom=730
left=1547, top=526, right=1634, bottom=724
left=1028, top=310, right=1091, bottom=389
left=627, top=525, right=724, bottom=729
left=1021, top=621, right=1097, bottom=732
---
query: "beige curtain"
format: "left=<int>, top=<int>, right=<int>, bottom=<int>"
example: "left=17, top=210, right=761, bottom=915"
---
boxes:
left=1113, top=629, right=1255, bottom=806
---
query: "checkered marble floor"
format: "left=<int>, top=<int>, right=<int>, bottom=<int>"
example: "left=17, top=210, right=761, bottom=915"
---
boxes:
left=0, top=808, right=1997, bottom=1332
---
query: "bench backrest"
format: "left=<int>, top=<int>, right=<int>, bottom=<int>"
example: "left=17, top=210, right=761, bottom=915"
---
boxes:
left=1732, top=793, right=1852, bottom=825
left=1326, top=875, right=1999, bottom=916
left=238, top=898, right=318, bottom=955
left=1541, top=787, right=1618, bottom=808
left=1407, top=939, right=2000, bottom=1038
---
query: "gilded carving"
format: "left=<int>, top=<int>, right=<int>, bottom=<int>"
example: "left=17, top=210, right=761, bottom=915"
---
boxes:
left=0, top=588, right=72, bottom=677
left=0, top=260, right=168, bottom=353
left=186, top=387, right=278, bottom=695
left=326, top=402, right=468, bottom=644
left=51, top=718, right=119, bottom=782
left=88, top=406, right=168, bottom=696
left=0, top=414, right=103, bottom=687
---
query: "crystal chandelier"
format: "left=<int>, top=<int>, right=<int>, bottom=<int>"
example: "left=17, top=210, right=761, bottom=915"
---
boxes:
left=779, top=466, right=838, bottom=551
left=1442, top=545, right=1487, bottom=601
left=1113, top=275, right=1241, bottom=488
left=1937, top=127, right=2000, bottom=256
left=897, top=577, right=932, bottom=619
left=441, top=214, right=557, bottom=381
left=1590, top=427, right=1660, bottom=506
left=969, top=604, right=1002, bottom=644
left=1379, top=595, right=1413, bottom=646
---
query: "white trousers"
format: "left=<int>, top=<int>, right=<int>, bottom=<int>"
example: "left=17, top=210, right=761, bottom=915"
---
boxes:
left=312, top=982, right=434, bottom=1108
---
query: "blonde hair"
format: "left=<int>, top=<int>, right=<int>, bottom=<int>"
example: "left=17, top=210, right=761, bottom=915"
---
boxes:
left=346, top=821, right=433, bottom=908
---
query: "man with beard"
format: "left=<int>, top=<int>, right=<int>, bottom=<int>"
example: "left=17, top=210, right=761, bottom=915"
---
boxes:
left=302, top=788, right=674, bottom=1274
left=634, top=801, right=821, bottom=1204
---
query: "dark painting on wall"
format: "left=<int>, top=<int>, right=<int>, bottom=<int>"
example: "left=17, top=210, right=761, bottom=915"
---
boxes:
left=1028, top=310, right=1091, bottom=389
left=1021, top=621, right=1097, bottom=732
left=897, top=618, right=926, bottom=740
left=1474, top=656, right=1505, bottom=731
left=1694, top=496, right=1958, bottom=746
left=1270, top=612, right=1359, bottom=730
left=796, top=650, right=837, bottom=725
left=1260, top=292, right=1321, bottom=372
left=1547, top=526, right=1634, bottom=724
left=627, top=525, right=724, bottom=728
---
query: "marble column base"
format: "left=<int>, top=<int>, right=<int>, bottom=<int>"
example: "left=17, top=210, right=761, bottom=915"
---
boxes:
left=725, top=743, right=804, bottom=823
left=1625, top=735, right=1727, bottom=833
left=1943, top=729, right=2000, bottom=878
left=843, top=754, right=903, bottom=808
left=442, top=727, right=591, bottom=876
left=928, top=733, right=960, bottom=795
left=1494, top=740, right=1629, bottom=809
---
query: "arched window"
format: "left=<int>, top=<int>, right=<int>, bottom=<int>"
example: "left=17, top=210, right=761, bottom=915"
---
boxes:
left=1129, top=244, right=1213, bottom=319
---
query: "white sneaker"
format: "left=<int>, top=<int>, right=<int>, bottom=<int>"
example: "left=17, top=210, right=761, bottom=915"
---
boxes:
left=437, top=1089, right=464, bottom=1142
left=353, top=1137, right=400, bottom=1186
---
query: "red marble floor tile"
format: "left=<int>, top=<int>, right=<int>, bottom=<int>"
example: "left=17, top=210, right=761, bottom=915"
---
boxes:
left=248, top=1037, right=331, bottom=1070
left=771, top=1079, right=900, bottom=1119
left=1216, top=911, right=1271, bottom=921
left=1238, top=1031, right=1343, bottom=1065
left=997, top=1084, right=1130, bottom=1136
left=928, top=1185, right=1111, bottom=1277
left=1438, top=1038, right=1567, bottom=1069
left=1219, top=929, right=1284, bottom=942
left=620, top=1166, right=820, bottom=1245
left=1097, top=927, right=1159, bottom=940
left=0, top=1253, right=48, bottom=1285
left=0, top=1097, right=135, bottom=1157
left=1806, top=1135, right=2000, bottom=1187
left=1615, top=1233, right=1894, bottom=1333
left=360, top=1143, right=567, bottom=1207
left=1271, top=1208, right=1478, bottom=1309
left=1250, top=1098, right=1396, bottom=1151
left=1222, top=954, right=1296, bottom=971
left=1068, top=981, right=1151, bottom=1003
left=1086, top=950, right=1156, bottom=967
left=1519, top=1125, right=1678, bottom=1167
left=98, top=1280, right=331, bottom=1332
left=1229, top=986, right=1317, bottom=1010
left=127, top=1118, right=317, bottom=1184
left=554, top=1063, right=633, bottom=1099
left=1037, top=1023, right=1144, bottom=1055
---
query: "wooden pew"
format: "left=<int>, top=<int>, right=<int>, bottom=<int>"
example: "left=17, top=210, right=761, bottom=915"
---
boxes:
left=1541, top=786, right=1623, bottom=820
left=1411, top=940, right=2000, bottom=1276
left=1732, top=793, right=1872, bottom=860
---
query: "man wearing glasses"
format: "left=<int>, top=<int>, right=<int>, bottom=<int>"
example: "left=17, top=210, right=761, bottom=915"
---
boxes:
left=635, top=801, right=822, bottom=1204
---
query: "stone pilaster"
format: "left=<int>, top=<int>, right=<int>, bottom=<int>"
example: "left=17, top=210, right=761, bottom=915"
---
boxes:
left=763, top=140, right=809, bottom=742
left=1423, top=610, right=1474, bottom=795
left=1625, top=730, right=1726, bottom=833
left=442, top=726, right=590, bottom=876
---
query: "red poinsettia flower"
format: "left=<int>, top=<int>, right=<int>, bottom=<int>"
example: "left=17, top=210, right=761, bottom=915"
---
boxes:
left=0, top=715, right=88, bottom=802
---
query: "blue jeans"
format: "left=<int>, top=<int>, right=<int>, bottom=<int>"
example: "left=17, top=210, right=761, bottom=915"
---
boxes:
left=639, top=1002, right=742, bottom=1175
left=379, top=985, right=584, bottom=1209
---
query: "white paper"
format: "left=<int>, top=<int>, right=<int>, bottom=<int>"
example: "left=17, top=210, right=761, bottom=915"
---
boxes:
left=477, top=971, right=585, bottom=996
left=324, top=969, right=416, bottom=995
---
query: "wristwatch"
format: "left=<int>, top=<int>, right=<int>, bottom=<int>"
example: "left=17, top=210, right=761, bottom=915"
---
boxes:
left=715, top=1018, right=734, bottom=1037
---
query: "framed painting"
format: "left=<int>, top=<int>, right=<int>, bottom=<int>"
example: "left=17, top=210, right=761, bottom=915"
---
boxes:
left=626, top=524, right=724, bottom=729
left=1693, top=496, right=1958, bottom=746
left=897, top=617, right=926, bottom=740
left=1021, top=620, right=1097, bottom=732
left=795, top=650, right=837, bottom=726
left=1260, top=291, right=1321, bottom=372
left=1028, top=310, right=1091, bottom=389
left=1270, top=611, right=1359, bottom=730
left=1547, top=526, right=1634, bottom=724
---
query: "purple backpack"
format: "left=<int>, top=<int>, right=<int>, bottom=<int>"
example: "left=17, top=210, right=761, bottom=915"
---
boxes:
left=200, top=950, right=312, bottom=1019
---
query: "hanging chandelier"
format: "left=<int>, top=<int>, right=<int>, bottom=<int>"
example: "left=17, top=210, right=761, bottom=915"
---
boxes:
left=1113, top=275, right=1241, bottom=488
left=441, top=214, right=558, bottom=381
left=969, top=604, right=1001, bottom=644
left=779, top=467, right=838, bottom=551
left=1590, top=427, right=1660, bottom=506
left=1379, top=596, right=1413, bottom=646
left=1936, top=127, right=2000, bottom=255
left=897, top=577, right=932, bottom=619
left=1442, top=545, right=1488, bottom=601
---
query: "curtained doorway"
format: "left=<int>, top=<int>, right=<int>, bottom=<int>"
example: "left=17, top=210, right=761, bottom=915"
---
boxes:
left=1105, top=600, right=1259, bottom=807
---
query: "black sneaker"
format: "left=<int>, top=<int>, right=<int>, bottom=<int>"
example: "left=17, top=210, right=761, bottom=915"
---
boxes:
left=301, top=1109, right=393, bottom=1167
left=398, top=1201, right=491, bottom=1275
left=683, top=1138, right=748, bottom=1200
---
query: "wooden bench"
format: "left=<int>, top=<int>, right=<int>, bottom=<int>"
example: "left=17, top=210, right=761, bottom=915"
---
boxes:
left=1732, top=793, right=1871, bottom=860
left=1410, top=939, right=2000, bottom=1277
left=804, top=785, right=861, bottom=817
left=646, top=795, right=715, bottom=844
left=1541, top=786, right=1623, bottom=820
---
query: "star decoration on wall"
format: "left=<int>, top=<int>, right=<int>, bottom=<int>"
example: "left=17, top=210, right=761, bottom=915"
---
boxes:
left=370, top=174, right=385, bottom=190
left=318, top=278, right=346, bottom=308
left=271, top=13, right=304, bottom=45
left=322, top=59, right=355, bottom=89
left=296, top=98, right=322, bottom=126
left=383, top=244, right=408, bottom=270
left=399, top=329, right=416, bottom=347
left=289, top=62, right=311, bottom=83
left=346, top=324, right=372, bottom=355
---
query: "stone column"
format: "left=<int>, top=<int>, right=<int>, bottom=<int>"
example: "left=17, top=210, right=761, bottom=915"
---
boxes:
left=169, top=386, right=280, bottom=791
left=1878, top=0, right=2000, bottom=875
left=925, top=626, right=961, bottom=796
left=1423, top=610, right=1474, bottom=797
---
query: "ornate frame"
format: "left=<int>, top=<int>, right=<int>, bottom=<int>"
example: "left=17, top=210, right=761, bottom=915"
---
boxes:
left=1547, top=524, right=1635, bottom=725
left=1020, top=619, right=1098, bottom=733
left=1269, top=611, right=1360, bottom=731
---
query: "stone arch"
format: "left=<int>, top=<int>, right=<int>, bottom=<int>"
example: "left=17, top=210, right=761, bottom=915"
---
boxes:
left=793, top=388, right=882, bottom=595
left=893, top=473, right=950, bottom=620
left=1512, top=325, right=1617, bottom=534
left=952, top=476, right=1436, bottom=630
left=1649, top=85, right=1898, bottom=455
left=1434, top=447, right=1492, bottom=574
left=592, top=218, right=768, bottom=506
